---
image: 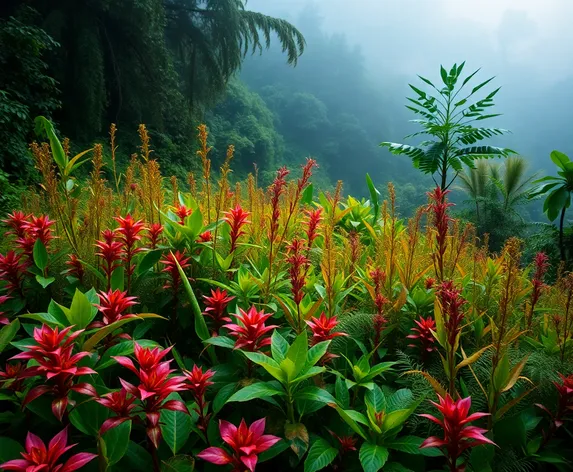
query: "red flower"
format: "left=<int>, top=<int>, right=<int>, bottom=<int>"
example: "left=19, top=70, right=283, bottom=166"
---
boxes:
left=160, top=250, right=191, bottom=293
left=198, top=418, right=280, bottom=472
left=0, top=294, right=11, bottom=325
left=223, top=306, right=278, bottom=352
left=203, top=288, right=235, bottom=330
left=11, top=325, right=97, bottom=420
left=527, top=252, right=550, bottom=329
left=224, top=205, right=250, bottom=253
left=147, top=223, right=164, bottom=249
left=184, top=365, right=215, bottom=431
left=0, top=250, right=28, bottom=295
left=328, top=430, right=357, bottom=452
left=286, top=239, right=309, bottom=307
left=96, top=388, right=138, bottom=434
left=2, top=211, right=30, bottom=239
left=112, top=343, right=188, bottom=448
left=65, top=254, right=84, bottom=283
left=198, top=230, right=213, bottom=243
left=537, top=373, right=573, bottom=429
left=0, top=361, right=24, bottom=391
left=174, top=204, right=193, bottom=225
left=425, top=277, right=436, bottom=290
left=22, top=215, right=55, bottom=248
left=0, top=426, right=96, bottom=472
left=369, top=269, right=388, bottom=315
left=268, top=167, right=290, bottom=244
left=306, top=312, right=347, bottom=345
left=427, top=187, right=453, bottom=281
left=94, top=289, right=138, bottom=325
left=95, top=229, right=123, bottom=290
left=420, top=394, right=494, bottom=471
left=114, top=214, right=146, bottom=289
left=407, top=316, right=437, bottom=358
left=437, top=280, right=466, bottom=348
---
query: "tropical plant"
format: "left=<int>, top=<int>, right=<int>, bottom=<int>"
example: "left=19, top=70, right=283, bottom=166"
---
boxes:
left=381, top=62, right=515, bottom=190
left=530, top=150, right=573, bottom=262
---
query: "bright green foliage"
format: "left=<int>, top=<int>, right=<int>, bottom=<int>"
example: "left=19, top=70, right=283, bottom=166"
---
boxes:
left=381, top=62, right=514, bottom=189
left=530, top=150, right=573, bottom=261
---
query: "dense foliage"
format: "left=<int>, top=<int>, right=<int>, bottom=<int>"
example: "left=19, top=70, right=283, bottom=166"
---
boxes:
left=0, top=122, right=573, bottom=472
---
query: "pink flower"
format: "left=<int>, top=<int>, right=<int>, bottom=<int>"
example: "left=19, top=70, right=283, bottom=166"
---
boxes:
left=198, top=230, right=213, bottom=243
left=94, top=289, right=138, bottom=326
left=160, top=250, right=191, bottom=293
left=223, top=306, right=278, bottom=352
left=22, top=215, right=55, bottom=248
left=183, top=365, right=215, bottom=431
left=425, top=277, right=436, bottom=290
left=0, top=427, right=96, bottom=472
left=407, top=316, right=437, bottom=358
left=203, top=288, right=235, bottom=330
left=420, top=394, right=494, bottom=471
left=96, top=388, right=138, bottom=434
left=198, top=418, right=280, bottom=472
left=2, top=211, right=30, bottom=239
left=114, top=214, right=146, bottom=289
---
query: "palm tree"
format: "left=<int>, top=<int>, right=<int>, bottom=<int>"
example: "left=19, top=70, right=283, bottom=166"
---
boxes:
left=458, top=160, right=489, bottom=228
left=530, top=150, right=573, bottom=261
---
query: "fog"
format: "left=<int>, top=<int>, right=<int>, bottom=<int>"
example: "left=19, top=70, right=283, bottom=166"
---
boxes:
left=247, top=0, right=573, bottom=175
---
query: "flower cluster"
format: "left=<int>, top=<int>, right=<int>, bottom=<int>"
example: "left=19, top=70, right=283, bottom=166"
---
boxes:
left=0, top=251, right=27, bottom=296
left=147, top=223, right=164, bottom=249
left=224, top=205, right=250, bottom=253
left=11, top=325, right=97, bottom=420
left=2, top=212, right=55, bottom=259
left=183, top=365, right=214, bottom=431
left=203, top=288, right=235, bottom=332
left=223, top=306, right=278, bottom=352
left=95, top=229, right=123, bottom=290
left=160, top=250, right=191, bottom=293
left=304, top=208, right=322, bottom=249
left=286, top=239, right=309, bottom=308
left=198, top=418, right=280, bottom=472
left=527, top=252, right=550, bottom=329
left=407, top=316, right=437, bottom=358
left=114, top=214, right=146, bottom=288
left=437, top=280, right=466, bottom=348
left=93, top=289, right=138, bottom=327
left=427, top=187, right=453, bottom=281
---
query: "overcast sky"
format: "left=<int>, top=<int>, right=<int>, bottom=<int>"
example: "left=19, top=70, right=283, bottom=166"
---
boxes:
left=247, top=0, right=573, bottom=171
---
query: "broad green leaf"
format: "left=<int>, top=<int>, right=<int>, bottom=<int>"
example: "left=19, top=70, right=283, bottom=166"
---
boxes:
left=68, top=289, right=96, bottom=329
left=35, top=275, right=55, bottom=289
left=137, top=249, right=163, bottom=275
left=227, top=381, right=286, bottom=403
left=161, top=393, right=191, bottom=455
left=334, top=407, right=367, bottom=439
left=34, top=116, right=67, bottom=171
left=111, top=266, right=125, bottom=291
left=301, top=183, right=314, bottom=205
left=284, top=422, right=309, bottom=459
left=161, top=455, right=196, bottom=471
left=243, top=351, right=285, bottom=381
left=304, top=437, right=338, bottom=472
left=382, top=408, right=416, bottom=432
left=121, top=441, right=153, bottom=472
left=359, top=443, right=389, bottom=472
left=33, top=239, right=48, bottom=271
left=204, top=335, right=236, bottom=349
left=0, top=437, right=23, bottom=463
left=304, top=341, right=330, bottom=368
left=213, top=383, right=237, bottom=414
left=365, top=384, right=386, bottom=412
left=493, top=353, right=510, bottom=392
left=335, top=376, right=350, bottom=409
left=550, top=150, right=570, bottom=170
left=0, top=319, right=20, bottom=354
left=103, top=420, right=131, bottom=465
left=69, top=396, right=110, bottom=436
left=20, top=312, right=64, bottom=327
left=271, top=330, right=289, bottom=362
left=366, top=173, right=380, bottom=223
left=83, top=313, right=165, bottom=351
left=292, top=366, right=325, bottom=384
left=176, top=255, right=210, bottom=342
left=387, top=389, right=414, bottom=412
left=259, top=439, right=290, bottom=463
left=286, top=330, right=308, bottom=379
left=294, top=386, right=336, bottom=404
left=386, top=436, right=442, bottom=457
left=48, top=300, right=71, bottom=326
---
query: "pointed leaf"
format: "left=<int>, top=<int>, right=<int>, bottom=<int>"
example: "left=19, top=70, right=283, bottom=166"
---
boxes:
left=304, top=438, right=338, bottom=472
left=359, top=443, right=389, bottom=472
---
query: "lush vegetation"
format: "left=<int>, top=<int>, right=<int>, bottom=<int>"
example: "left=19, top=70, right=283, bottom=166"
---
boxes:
left=0, top=121, right=572, bottom=472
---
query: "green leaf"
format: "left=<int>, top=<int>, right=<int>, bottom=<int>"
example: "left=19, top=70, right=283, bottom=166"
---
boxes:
left=284, top=422, right=309, bottom=459
left=103, top=420, right=131, bottom=465
left=0, top=319, right=20, bottom=354
left=33, top=239, right=48, bottom=271
left=20, top=312, right=63, bottom=327
left=550, top=150, right=571, bottom=170
left=48, top=300, right=71, bottom=326
left=35, top=275, right=55, bottom=289
left=493, top=353, right=510, bottom=392
left=335, top=376, right=350, bottom=409
left=301, top=183, right=314, bottom=205
left=382, top=407, right=417, bottom=432
left=176, top=255, right=210, bottom=341
left=366, top=173, right=380, bottom=223
left=34, top=116, right=67, bottom=172
left=204, top=335, right=236, bottom=349
left=259, top=439, right=290, bottom=463
left=286, top=330, right=308, bottom=379
left=304, top=341, right=330, bottom=369
left=68, top=289, right=97, bottom=329
left=227, top=381, right=285, bottom=403
left=213, top=383, right=237, bottom=414
left=243, top=351, right=285, bottom=381
left=122, top=441, right=153, bottom=472
left=359, top=443, right=389, bottom=472
left=83, top=313, right=165, bottom=351
left=387, top=389, right=414, bottom=412
left=161, top=393, right=192, bottom=455
left=0, top=436, right=23, bottom=463
left=334, top=407, right=367, bottom=439
left=545, top=186, right=570, bottom=221
left=69, top=396, right=110, bottom=436
left=304, top=437, right=338, bottom=472
left=271, top=330, right=289, bottom=362
left=160, top=455, right=196, bottom=471
left=365, top=385, right=386, bottom=412
left=111, top=266, right=125, bottom=291
left=294, top=386, right=336, bottom=404
left=386, top=436, right=442, bottom=457
left=137, top=249, right=163, bottom=275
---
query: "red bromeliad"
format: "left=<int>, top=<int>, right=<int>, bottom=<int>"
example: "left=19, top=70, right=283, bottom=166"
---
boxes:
left=112, top=343, right=188, bottom=448
left=420, top=394, right=495, bottom=472
left=95, top=229, right=123, bottom=290
left=2, top=211, right=30, bottom=239
left=0, top=427, right=97, bottom=472
left=0, top=250, right=28, bottom=296
left=65, top=254, right=84, bottom=284
left=0, top=294, right=11, bottom=324
left=306, top=313, right=347, bottom=345
left=147, top=223, right=164, bottom=249
left=369, top=268, right=388, bottom=349
left=198, top=230, right=213, bottom=243
left=527, top=252, right=550, bottom=329
left=536, top=373, right=573, bottom=439
left=286, top=238, right=309, bottom=328
left=11, top=325, right=97, bottom=420
left=304, top=208, right=322, bottom=249
left=114, top=214, right=146, bottom=292
left=198, top=418, right=280, bottom=472
left=224, top=205, right=250, bottom=254
left=96, top=388, right=138, bottom=434
left=22, top=215, right=55, bottom=248
left=407, top=316, right=437, bottom=360
left=425, top=277, right=436, bottom=290
left=0, top=361, right=24, bottom=391
left=427, top=187, right=453, bottom=281
left=160, top=250, right=191, bottom=293
left=174, top=204, right=193, bottom=225
left=94, top=289, right=138, bottom=326
left=223, top=306, right=278, bottom=352
left=184, top=365, right=215, bottom=431
left=328, top=430, right=357, bottom=453
left=203, top=288, right=235, bottom=332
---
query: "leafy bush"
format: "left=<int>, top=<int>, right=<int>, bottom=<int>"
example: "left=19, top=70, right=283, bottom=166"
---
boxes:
left=0, top=120, right=572, bottom=472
